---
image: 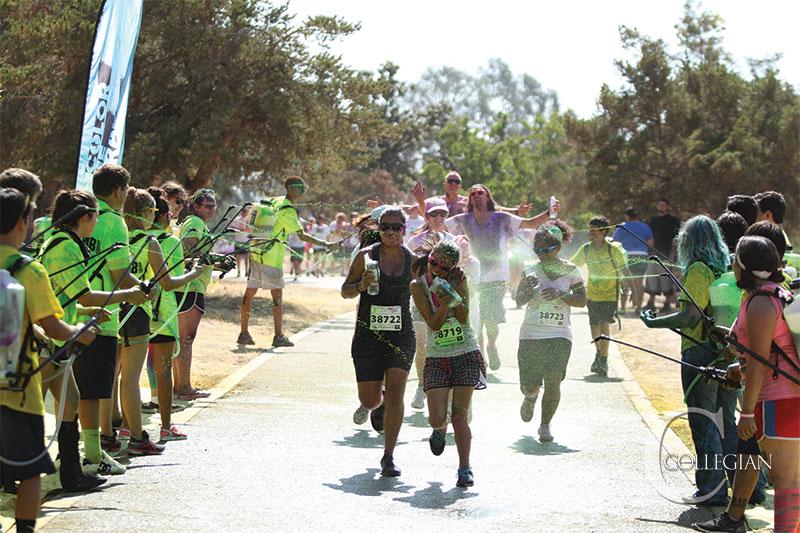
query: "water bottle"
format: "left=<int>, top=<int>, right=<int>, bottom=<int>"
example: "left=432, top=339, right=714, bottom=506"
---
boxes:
left=522, top=265, right=539, bottom=289
left=0, top=269, right=25, bottom=382
left=709, top=271, right=741, bottom=329
left=430, top=277, right=463, bottom=308
left=548, top=196, right=559, bottom=220
left=364, top=257, right=380, bottom=296
left=784, top=294, right=800, bottom=353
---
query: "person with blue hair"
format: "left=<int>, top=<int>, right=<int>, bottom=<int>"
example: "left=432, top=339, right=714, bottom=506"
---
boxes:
left=640, top=215, right=737, bottom=507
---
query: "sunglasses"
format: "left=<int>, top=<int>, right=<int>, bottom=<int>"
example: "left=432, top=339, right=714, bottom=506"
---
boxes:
left=288, top=185, right=306, bottom=192
left=378, top=222, right=405, bottom=233
left=144, top=207, right=159, bottom=213
left=534, top=243, right=560, bottom=255
left=428, top=211, right=448, bottom=218
left=469, top=190, right=486, bottom=197
left=428, top=256, right=452, bottom=272
left=446, top=178, right=462, bottom=184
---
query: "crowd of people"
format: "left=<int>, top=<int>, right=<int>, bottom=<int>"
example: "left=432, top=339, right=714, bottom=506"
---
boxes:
left=0, top=163, right=798, bottom=532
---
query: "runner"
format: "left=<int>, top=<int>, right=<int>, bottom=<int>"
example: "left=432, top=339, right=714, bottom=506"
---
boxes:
left=571, top=216, right=630, bottom=377
left=39, top=189, right=147, bottom=487
left=696, top=236, right=800, bottom=533
left=645, top=198, right=680, bottom=311
left=0, top=187, right=97, bottom=532
left=513, top=222, right=586, bottom=442
left=640, top=215, right=736, bottom=506
left=238, top=177, right=336, bottom=347
left=410, top=241, right=484, bottom=486
left=176, top=188, right=217, bottom=400
left=341, top=207, right=415, bottom=477
left=445, top=184, right=555, bottom=371
left=612, top=207, right=652, bottom=315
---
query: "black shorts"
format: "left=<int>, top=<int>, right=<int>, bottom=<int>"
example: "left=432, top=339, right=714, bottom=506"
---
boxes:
left=73, top=334, right=117, bottom=399
left=587, top=300, right=617, bottom=326
left=737, top=436, right=761, bottom=456
left=517, top=338, right=572, bottom=388
left=352, top=348, right=414, bottom=382
left=150, top=334, right=175, bottom=344
left=289, top=247, right=305, bottom=260
left=177, top=291, right=205, bottom=314
left=119, top=304, right=150, bottom=344
left=0, top=407, right=56, bottom=484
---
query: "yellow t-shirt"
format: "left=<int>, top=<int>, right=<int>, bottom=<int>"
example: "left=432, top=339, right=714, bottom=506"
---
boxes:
left=0, top=245, right=64, bottom=416
left=571, top=240, right=628, bottom=302
left=678, top=261, right=717, bottom=352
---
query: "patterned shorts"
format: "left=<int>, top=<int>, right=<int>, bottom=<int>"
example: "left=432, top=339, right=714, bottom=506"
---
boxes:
left=423, top=350, right=487, bottom=391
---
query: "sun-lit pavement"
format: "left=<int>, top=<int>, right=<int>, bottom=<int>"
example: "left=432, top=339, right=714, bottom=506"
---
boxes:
left=38, top=294, right=717, bottom=532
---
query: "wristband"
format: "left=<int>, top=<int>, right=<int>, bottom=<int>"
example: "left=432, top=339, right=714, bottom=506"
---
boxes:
left=739, top=413, right=755, bottom=419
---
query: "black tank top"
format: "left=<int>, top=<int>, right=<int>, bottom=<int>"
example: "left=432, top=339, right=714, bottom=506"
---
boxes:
left=351, top=243, right=415, bottom=355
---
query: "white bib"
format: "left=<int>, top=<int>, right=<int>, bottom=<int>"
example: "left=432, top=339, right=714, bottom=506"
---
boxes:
left=369, top=305, right=402, bottom=331
left=536, top=303, right=566, bottom=327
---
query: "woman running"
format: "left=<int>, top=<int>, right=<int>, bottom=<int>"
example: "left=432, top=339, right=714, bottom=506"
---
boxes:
left=118, top=189, right=206, bottom=454
left=176, top=189, right=217, bottom=400
left=341, top=207, right=415, bottom=477
left=411, top=241, right=484, bottom=487
left=513, top=222, right=585, bottom=442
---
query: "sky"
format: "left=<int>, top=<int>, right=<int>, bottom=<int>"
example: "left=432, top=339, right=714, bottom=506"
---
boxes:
left=289, top=0, right=799, bottom=118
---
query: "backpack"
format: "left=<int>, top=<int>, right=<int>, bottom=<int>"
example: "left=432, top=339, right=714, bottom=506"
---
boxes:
left=248, top=198, right=297, bottom=257
left=0, top=254, right=36, bottom=391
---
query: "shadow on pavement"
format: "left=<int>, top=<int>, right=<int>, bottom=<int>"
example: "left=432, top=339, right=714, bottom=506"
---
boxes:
left=485, top=374, right=515, bottom=385
left=124, top=462, right=180, bottom=470
left=575, top=374, right=625, bottom=384
left=404, top=411, right=430, bottom=428
left=323, top=468, right=414, bottom=497
left=635, top=506, right=713, bottom=529
left=510, top=436, right=579, bottom=456
left=40, top=482, right=125, bottom=505
left=332, top=429, right=385, bottom=449
left=393, top=481, right=478, bottom=509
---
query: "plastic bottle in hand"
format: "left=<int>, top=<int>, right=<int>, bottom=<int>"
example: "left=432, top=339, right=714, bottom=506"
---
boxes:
left=522, top=265, right=539, bottom=289
left=431, top=277, right=463, bottom=308
left=364, top=257, right=380, bottom=296
left=548, top=196, right=559, bottom=220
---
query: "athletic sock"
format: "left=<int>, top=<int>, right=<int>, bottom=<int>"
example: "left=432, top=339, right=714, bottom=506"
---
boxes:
left=774, top=487, right=800, bottom=533
left=15, top=519, right=36, bottom=532
left=81, top=428, right=101, bottom=463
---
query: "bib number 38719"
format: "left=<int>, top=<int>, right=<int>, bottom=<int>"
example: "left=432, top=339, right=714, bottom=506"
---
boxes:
left=434, top=317, right=465, bottom=347
left=370, top=305, right=402, bottom=331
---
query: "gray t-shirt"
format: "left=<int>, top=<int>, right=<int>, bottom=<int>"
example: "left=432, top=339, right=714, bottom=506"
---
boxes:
left=446, top=211, right=523, bottom=283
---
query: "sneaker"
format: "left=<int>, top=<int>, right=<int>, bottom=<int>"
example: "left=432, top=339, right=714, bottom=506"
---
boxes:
left=61, top=472, right=107, bottom=493
left=595, top=356, right=608, bottom=377
left=538, top=424, right=554, bottom=442
left=117, top=428, right=131, bottom=439
left=590, top=353, right=601, bottom=374
left=380, top=455, right=401, bottom=477
left=685, top=491, right=729, bottom=507
left=237, top=331, right=255, bottom=345
left=272, top=335, right=294, bottom=347
left=370, top=403, right=385, bottom=433
left=429, top=429, right=446, bottom=456
left=127, top=431, right=165, bottom=456
left=159, top=425, right=187, bottom=442
left=520, top=397, right=535, bottom=423
left=176, top=388, right=211, bottom=401
left=353, top=405, right=369, bottom=425
left=100, top=434, right=122, bottom=454
left=693, top=512, right=746, bottom=532
left=487, top=345, right=501, bottom=371
left=141, top=401, right=158, bottom=414
left=456, top=465, right=474, bottom=487
left=83, top=450, right=126, bottom=475
left=411, top=387, right=426, bottom=409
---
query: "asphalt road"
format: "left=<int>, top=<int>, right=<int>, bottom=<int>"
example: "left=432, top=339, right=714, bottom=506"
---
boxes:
left=38, top=293, right=713, bottom=532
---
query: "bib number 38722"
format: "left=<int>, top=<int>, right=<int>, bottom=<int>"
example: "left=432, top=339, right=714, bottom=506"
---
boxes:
left=434, top=317, right=465, bottom=347
left=370, top=305, right=402, bottom=331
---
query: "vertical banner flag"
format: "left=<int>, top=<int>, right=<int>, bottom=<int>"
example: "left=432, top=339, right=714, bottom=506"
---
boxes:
left=75, top=0, right=144, bottom=190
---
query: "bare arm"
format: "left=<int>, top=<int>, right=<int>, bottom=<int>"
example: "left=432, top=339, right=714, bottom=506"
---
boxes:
left=38, top=315, right=96, bottom=346
left=147, top=240, right=204, bottom=291
left=741, top=296, right=777, bottom=413
left=519, top=209, right=552, bottom=230
left=341, top=249, right=372, bottom=299
left=411, top=280, right=450, bottom=331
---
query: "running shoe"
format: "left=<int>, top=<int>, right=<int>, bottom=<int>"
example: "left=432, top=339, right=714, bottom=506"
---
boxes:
left=370, top=403, right=385, bottom=433
left=127, top=431, right=165, bottom=456
left=538, top=424, right=554, bottom=442
left=456, top=466, right=474, bottom=487
left=159, top=425, right=187, bottom=443
left=595, top=356, right=608, bottom=377
left=353, top=405, right=369, bottom=425
left=487, top=345, right=501, bottom=371
left=100, top=434, right=122, bottom=454
left=83, top=451, right=126, bottom=475
left=693, top=513, right=746, bottom=532
left=411, top=387, right=426, bottom=409
left=61, top=471, right=107, bottom=493
left=590, top=353, right=601, bottom=374
left=177, top=388, right=211, bottom=401
left=429, top=429, right=446, bottom=456
left=272, top=335, right=294, bottom=347
left=236, top=331, right=255, bottom=345
left=141, top=401, right=158, bottom=414
left=380, top=454, right=401, bottom=477
left=117, top=428, right=131, bottom=439
left=520, top=397, right=535, bottom=423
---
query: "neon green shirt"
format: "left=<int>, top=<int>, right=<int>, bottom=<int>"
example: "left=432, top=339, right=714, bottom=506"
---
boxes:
left=39, top=230, right=91, bottom=335
left=571, top=239, right=628, bottom=302
left=678, top=261, right=717, bottom=352
left=179, top=215, right=212, bottom=293
left=127, top=229, right=154, bottom=319
left=149, top=227, right=184, bottom=340
left=83, top=199, right=130, bottom=337
left=248, top=197, right=302, bottom=269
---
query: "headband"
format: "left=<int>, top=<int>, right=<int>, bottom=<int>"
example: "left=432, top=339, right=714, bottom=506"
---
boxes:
left=736, top=253, right=772, bottom=280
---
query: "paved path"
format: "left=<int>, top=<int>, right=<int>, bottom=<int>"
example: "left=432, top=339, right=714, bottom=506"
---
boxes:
left=37, top=298, right=716, bottom=532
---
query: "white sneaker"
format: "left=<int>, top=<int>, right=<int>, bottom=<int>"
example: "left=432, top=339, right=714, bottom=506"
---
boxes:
left=538, top=424, right=553, bottom=442
left=83, top=450, right=126, bottom=475
left=520, top=398, right=534, bottom=422
left=353, top=405, right=369, bottom=425
left=411, top=387, right=426, bottom=409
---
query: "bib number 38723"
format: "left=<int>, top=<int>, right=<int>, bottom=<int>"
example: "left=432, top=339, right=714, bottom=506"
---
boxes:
left=537, top=303, right=565, bottom=327
left=434, top=317, right=465, bottom=347
left=370, top=305, right=402, bottom=331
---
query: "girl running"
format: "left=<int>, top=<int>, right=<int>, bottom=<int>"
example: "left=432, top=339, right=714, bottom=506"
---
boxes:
left=410, top=241, right=485, bottom=487
left=341, top=207, right=415, bottom=477
left=514, top=222, right=585, bottom=442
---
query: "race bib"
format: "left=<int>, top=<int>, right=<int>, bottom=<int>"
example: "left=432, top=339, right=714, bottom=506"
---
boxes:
left=370, top=305, right=402, bottom=331
left=537, top=303, right=566, bottom=327
left=434, top=317, right=465, bottom=347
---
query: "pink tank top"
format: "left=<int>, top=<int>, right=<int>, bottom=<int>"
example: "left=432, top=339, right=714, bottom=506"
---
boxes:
left=731, top=282, right=800, bottom=402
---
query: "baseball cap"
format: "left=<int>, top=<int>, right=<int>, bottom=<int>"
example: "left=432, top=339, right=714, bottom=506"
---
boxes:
left=426, top=197, right=448, bottom=214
